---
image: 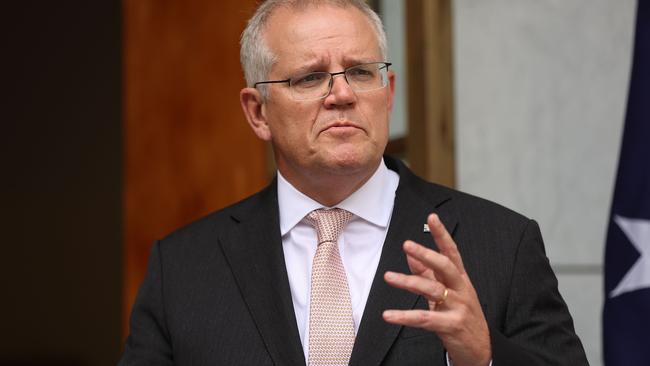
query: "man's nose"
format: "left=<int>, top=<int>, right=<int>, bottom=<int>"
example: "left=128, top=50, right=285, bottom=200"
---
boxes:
left=324, top=74, right=356, bottom=106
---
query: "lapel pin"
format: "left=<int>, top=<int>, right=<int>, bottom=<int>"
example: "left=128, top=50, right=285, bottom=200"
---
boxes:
left=423, top=224, right=430, bottom=233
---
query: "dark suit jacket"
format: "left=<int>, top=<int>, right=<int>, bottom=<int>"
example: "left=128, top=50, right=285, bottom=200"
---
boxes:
left=118, top=156, right=588, bottom=366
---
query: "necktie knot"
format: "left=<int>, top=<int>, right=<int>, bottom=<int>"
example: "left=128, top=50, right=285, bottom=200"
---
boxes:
left=306, top=208, right=353, bottom=245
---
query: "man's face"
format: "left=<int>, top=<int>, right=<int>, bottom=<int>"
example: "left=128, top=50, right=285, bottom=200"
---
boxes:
left=249, top=5, right=395, bottom=185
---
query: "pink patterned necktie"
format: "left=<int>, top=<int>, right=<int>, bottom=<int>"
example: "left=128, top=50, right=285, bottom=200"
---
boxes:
left=306, top=208, right=355, bottom=366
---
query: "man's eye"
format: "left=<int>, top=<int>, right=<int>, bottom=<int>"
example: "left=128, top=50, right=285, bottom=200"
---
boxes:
left=348, top=67, right=375, bottom=79
left=292, top=73, right=327, bottom=87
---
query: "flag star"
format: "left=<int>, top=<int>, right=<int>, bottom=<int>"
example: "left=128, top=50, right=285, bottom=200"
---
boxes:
left=609, top=215, right=650, bottom=298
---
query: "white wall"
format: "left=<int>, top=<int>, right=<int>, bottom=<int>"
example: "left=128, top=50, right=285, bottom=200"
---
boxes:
left=381, top=0, right=408, bottom=139
left=453, top=1, right=636, bottom=365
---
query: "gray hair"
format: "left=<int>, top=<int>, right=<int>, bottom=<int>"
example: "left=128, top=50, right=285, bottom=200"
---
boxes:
left=240, top=0, right=388, bottom=97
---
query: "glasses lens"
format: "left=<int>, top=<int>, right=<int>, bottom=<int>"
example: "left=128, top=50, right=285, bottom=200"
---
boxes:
left=346, top=63, right=387, bottom=92
left=289, top=72, right=330, bottom=100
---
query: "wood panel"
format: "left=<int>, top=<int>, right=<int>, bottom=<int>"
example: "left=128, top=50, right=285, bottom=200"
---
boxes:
left=123, top=0, right=265, bottom=335
left=406, top=0, right=456, bottom=187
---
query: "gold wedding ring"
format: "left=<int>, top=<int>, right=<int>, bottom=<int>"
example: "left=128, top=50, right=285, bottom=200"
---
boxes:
left=435, top=288, right=449, bottom=306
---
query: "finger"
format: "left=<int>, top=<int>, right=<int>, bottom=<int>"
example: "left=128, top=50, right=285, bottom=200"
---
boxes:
left=382, top=309, right=454, bottom=333
left=403, top=241, right=464, bottom=290
left=406, top=250, right=433, bottom=277
left=428, top=214, right=466, bottom=274
left=384, top=271, right=447, bottom=301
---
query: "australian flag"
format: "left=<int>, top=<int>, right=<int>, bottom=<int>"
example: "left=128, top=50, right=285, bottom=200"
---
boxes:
left=603, top=2, right=650, bottom=365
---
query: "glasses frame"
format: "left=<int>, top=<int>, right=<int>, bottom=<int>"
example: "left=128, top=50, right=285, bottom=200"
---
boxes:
left=254, top=62, right=392, bottom=101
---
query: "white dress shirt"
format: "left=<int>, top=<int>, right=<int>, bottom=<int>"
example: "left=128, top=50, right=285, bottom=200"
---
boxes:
left=278, top=159, right=399, bottom=361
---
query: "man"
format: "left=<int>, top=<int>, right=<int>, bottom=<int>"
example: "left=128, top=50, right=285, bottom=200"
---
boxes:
left=119, top=1, right=588, bottom=365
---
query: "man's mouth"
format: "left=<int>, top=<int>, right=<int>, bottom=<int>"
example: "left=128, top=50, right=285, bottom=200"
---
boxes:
left=320, top=120, right=364, bottom=135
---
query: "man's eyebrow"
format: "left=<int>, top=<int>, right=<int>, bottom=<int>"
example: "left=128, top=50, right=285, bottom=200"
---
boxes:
left=292, top=58, right=330, bottom=74
left=288, top=55, right=378, bottom=75
left=341, top=55, right=378, bottom=66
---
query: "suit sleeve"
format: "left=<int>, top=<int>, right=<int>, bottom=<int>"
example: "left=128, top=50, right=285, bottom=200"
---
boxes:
left=118, top=241, right=174, bottom=366
left=490, top=220, right=588, bottom=366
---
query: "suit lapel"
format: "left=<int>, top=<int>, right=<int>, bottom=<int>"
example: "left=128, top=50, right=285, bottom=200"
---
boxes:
left=349, top=158, right=458, bottom=366
left=219, top=182, right=306, bottom=366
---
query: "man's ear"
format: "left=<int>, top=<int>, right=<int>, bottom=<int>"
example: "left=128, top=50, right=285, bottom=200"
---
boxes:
left=240, top=87, right=271, bottom=141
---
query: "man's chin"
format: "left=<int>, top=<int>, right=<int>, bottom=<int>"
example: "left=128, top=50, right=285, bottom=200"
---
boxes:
left=319, top=150, right=381, bottom=176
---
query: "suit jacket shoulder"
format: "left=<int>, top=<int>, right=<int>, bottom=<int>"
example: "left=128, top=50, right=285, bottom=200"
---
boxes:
left=121, top=179, right=308, bottom=366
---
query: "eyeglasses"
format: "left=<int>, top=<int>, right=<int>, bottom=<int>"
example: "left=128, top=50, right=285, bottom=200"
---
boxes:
left=254, top=62, right=392, bottom=101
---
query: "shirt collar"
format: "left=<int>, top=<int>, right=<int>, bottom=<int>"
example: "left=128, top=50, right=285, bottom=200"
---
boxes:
left=277, top=159, right=399, bottom=236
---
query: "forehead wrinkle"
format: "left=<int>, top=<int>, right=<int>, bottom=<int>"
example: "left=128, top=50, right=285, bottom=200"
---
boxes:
left=294, top=54, right=331, bottom=72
